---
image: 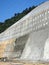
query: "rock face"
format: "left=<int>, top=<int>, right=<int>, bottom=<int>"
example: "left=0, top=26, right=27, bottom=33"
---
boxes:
left=0, top=1, right=49, bottom=61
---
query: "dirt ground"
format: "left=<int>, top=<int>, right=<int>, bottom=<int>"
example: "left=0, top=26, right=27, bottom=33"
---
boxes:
left=0, top=61, right=49, bottom=65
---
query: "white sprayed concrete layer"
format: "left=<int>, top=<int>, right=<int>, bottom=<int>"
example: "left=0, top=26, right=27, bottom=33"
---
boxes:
left=21, top=27, right=49, bottom=61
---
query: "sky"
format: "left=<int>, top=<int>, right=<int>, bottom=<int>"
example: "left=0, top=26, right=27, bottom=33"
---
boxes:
left=0, top=0, right=47, bottom=22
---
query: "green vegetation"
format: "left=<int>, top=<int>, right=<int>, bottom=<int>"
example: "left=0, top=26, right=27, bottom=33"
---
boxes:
left=0, top=6, right=36, bottom=33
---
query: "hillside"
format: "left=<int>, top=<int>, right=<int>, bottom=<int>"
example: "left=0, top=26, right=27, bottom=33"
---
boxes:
left=0, top=6, right=36, bottom=33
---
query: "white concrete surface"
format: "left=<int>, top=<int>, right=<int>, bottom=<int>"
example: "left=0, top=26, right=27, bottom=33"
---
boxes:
left=21, top=27, right=49, bottom=61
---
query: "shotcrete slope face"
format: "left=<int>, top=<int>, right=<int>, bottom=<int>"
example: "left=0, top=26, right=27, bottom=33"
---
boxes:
left=0, top=1, right=49, bottom=61
left=21, top=28, right=49, bottom=61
